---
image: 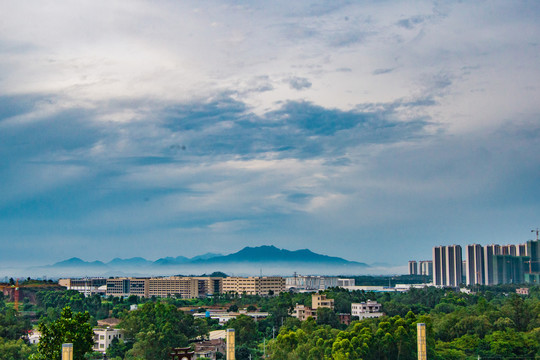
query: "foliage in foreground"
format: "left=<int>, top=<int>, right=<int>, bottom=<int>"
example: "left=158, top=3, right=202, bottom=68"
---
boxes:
left=31, top=307, right=94, bottom=360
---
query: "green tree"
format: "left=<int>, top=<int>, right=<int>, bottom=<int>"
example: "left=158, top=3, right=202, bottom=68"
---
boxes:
left=106, top=337, right=132, bottom=359
left=32, top=306, right=94, bottom=360
left=121, top=302, right=206, bottom=360
left=0, top=307, right=31, bottom=340
left=0, top=337, right=35, bottom=360
left=226, top=315, right=259, bottom=346
left=315, top=307, right=339, bottom=328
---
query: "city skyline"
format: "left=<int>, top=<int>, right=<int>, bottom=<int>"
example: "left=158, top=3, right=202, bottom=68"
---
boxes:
left=1, top=1, right=540, bottom=270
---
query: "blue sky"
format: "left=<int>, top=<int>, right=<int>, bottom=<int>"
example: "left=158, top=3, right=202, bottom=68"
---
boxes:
left=1, top=1, right=540, bottom=270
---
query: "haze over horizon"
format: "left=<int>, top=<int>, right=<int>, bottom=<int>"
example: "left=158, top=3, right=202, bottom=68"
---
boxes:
left=1, top=1, right=540, bottom=271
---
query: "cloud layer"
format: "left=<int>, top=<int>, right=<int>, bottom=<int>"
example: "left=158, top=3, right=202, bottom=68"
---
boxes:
left=0, top=1, right=539, bottom=271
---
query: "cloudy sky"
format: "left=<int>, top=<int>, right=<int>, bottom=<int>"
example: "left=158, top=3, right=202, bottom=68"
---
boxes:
left=1, top=0, right=539, bottom=270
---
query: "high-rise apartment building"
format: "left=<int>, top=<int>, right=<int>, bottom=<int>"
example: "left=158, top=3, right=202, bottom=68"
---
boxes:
left=465, top=244, right=485, bottom=286
left=419, top=261, right=433, bottom=277
left=432, top=239, right=539, bottom=286
left=433, top=246, right=445, bottom=286
left=483, top=244, right=501, bottom=285
left=526, top=240, right=540, bottom=272
left=517, top=243, right=528, bottom=256
left=408, top=261, right=418, bottom=275
left=493, top=254, right=529, bottom=284
left=501, top=245, right=517, bottom=256
left=433, top=245, right=462, bottom=286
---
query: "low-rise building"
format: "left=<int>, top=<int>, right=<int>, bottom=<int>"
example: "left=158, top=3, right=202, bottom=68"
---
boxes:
left=28, top=331, right=40, bottom=345
left=148, top=277, right=199, bottom=298
left=106, top=278, right=149, bottom=297
left=516, top=288, right=529, bottom=295
left=292, top=304, right=317, bottom=321
left=292, top=294, right=334, bottom=321
left=93, top=328, right=124, bottom=353
left=286, top=275, right=346, bottom=291
left=351, top=300, right=384, bottom=319
left=193, top=309, right=269, bottom=325
left=222, top=276, right=285, bottom=296
left=312, top=294, right=334, bottom=310
left=337, top=278, right=355, bottom=287
left=58, top=278, right=107, bottom=296
left=338, top=313, right=351, bottom=325
left=193, top=339, right=226, bottom=360
left=104, top=276, right=223, bottom=298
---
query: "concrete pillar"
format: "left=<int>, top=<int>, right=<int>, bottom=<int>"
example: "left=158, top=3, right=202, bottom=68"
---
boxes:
left=62, top=343, right=73, bottom=360
left=417, top=323, right=427, bottom=360
left=226, top=328, right=235, bottom=360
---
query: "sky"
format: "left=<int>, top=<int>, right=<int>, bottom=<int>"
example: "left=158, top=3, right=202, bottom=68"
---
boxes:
left=1, top=1, right=540, bottom=271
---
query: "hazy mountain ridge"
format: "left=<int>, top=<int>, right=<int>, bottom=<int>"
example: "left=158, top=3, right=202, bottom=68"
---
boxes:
left=41, top=246, right=368, bottom=277
left=195, top=245, right=365, bottom=265
left=51, top=246, right=365, bottom=268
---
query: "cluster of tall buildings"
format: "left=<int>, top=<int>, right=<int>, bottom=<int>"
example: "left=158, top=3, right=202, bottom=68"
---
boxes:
left=408, top=260, right=433, bottom=277
left=60, top=276, right=286, bottom=298
left=409, top=238, right=540, bottom=287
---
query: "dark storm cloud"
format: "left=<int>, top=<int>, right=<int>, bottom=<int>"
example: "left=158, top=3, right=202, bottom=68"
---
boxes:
left=0, top=98, right=102, bottom=164
left=159, top=97, right=428, bottom=159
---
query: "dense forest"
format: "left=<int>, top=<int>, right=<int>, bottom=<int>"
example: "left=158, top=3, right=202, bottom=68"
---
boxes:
left=0, top=280, right=539, bottom=359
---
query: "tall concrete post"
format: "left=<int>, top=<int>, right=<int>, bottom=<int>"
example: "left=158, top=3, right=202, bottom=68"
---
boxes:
left=226, top=328, right=235, bottom=360
left=62, top=343, right=73, bottom=360
left=417, top=323, right=427, bottom=360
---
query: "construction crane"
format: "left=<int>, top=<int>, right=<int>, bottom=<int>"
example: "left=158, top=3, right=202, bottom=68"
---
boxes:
left=532, top=228, right=539, bottom=241
left=14, top=279, right=19, bottom=312
left=0, top=279, right=57, bottom=312
left=0, top=279, right=20, bottom=311
left=524, top=260, right=540, bottom=274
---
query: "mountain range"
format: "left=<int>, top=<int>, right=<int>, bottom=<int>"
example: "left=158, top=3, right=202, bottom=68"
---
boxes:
left=41, top=245, right=369, bottom=277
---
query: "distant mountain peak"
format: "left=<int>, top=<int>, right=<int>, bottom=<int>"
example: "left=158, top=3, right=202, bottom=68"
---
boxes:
left=201, top=245, right=366, bottom=265
left=48, top=245, right=368, bottom=275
